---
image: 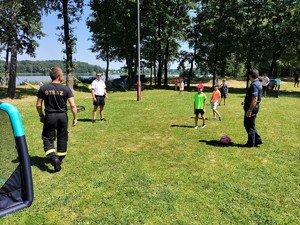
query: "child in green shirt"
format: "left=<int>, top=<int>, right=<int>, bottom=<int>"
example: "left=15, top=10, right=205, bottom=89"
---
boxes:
left=194, top=84, right=207, bottom=128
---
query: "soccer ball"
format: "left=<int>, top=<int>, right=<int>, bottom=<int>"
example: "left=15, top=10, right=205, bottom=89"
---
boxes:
left=220, top=135, right=231, bottom=145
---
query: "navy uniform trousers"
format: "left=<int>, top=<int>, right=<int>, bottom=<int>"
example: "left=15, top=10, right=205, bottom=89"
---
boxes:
left=243, top=106, right=262, bottom=146
left=42, top=113, right=68, bottom=161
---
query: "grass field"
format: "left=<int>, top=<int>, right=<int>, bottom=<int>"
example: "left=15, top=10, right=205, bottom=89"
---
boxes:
left=0, top=80, right=299, bottom=224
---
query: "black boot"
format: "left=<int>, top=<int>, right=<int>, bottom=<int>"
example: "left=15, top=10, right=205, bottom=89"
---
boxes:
left=51, top=156, right=61, bottom=172
left=58, top=156, right=65, bottom=164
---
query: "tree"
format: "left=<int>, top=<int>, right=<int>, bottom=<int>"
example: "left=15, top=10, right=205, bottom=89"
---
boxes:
left=177, top=50, right=195, bottom=87
left=0, top=0, right=44, bottom=98
left=142, top=0, right=193, bottom=86
left=263, top=0, right=300, bottom=77
left=193, top=0, right=241, bottom=85
left=88, top=0, right=194, bottom=87
left=46, top=0, right=84, bottom=90
left=87, top=0, right=120, bottom=82
left=88, top=0, right=138, bottom=86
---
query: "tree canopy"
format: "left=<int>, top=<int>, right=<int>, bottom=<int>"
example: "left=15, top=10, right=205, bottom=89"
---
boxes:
left=1, top=0, right=300, bottom=97
left=87, top=0, right=300, bottom=88
left=0, top=60, right=104, bottom=75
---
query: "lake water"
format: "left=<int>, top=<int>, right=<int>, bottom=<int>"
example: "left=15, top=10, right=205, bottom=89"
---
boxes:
left=14, top=75, right=121, bottom=85
left=13, top=73, right=210, bottom=85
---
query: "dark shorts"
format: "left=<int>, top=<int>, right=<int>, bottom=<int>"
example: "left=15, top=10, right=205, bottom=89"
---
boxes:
left=221, top=92, right=227, bottom=98
left=262, top=86, right=267, bottom=91
left=94, top=96, right=105, bottom=106
left=195, top=109, right=204, bottom=116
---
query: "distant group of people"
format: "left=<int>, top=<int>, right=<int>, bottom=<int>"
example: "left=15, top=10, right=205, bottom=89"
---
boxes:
left=193, top=70, right=263, bottom=147
left=258, top=73, right=281, bottom=98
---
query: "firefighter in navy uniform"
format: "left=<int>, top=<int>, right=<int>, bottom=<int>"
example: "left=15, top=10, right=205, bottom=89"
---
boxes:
left=36, top=67, right=77, bottom=172
left=243, top=69, right=263, bottom=147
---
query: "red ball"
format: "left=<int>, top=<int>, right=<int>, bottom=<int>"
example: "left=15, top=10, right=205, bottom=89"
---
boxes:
left=220, top=135, right=231, bottom=145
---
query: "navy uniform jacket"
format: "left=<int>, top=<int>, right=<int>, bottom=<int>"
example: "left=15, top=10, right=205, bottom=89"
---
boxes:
left=243, top=79, right=262, bottom=112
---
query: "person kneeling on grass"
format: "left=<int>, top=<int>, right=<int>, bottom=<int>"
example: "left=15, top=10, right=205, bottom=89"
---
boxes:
left=194, top=84, right=207, bottom=129
left=210, top=84, right=222, bottom=121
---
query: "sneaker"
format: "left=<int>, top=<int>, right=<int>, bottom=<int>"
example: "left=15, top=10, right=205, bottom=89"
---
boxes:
left=92, top=119, right=96, bottom=123
left=219, top=116, right=222, bottom=121
left=194, top=126, right=198, bottom=129
left=100, top=118, right=107, bottom=122
left=201, top=124, right=206, bottom=128
left=51, top=157, right=61, bottom=172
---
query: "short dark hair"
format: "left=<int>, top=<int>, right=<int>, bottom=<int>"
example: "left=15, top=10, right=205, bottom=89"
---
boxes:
left=250, top=69, right=259, bottom=79
left=49, top=67, right=62, bottom=80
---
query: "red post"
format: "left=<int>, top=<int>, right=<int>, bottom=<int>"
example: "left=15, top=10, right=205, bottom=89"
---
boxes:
left=137, top=80, right=141, bottom=101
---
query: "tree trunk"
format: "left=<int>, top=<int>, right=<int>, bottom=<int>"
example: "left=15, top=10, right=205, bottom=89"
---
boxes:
left=157, top=56, right=163, bottom=86
left=220, top=62, right=225, bottom=77
left=163, top=40, right=170, bottom=87
left=213, top=66, right=217, bottom=88
left=63, top=0, right=74, bottom=90
left=4, top=47, right=9, bottom=86
left=269, top=51, right=280, bottom=78
left=7, top=0, right=17, bottom=98
left=187, top=52, right=195, bottom=88
left=245, top=40, right=254, bottom=89
left=150, top=66, right=153, bottom=87
left=245, top=63, right=251, bottom=89
left=154, top=63, right=157, bottom=86
left=105, top=58, right=109, bottom=82
left=126, top=56, right=134, bottom=87
left=8, top=47, right=17, bottom=99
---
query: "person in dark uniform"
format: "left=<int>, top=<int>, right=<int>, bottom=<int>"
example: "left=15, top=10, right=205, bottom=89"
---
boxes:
left=36, top=67, right=77, bottom=172
left=243, top=69, right=263, bottom=147
left=294, top=70, right=299, bottom=88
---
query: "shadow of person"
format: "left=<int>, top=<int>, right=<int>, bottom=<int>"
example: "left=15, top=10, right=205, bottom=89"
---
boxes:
left=77, top=118, right=94, bottom=122
left=171, top=124, right=195, bottom=128
left=29, top=155, right=55, bottom=173
left=199, top=139, right=244, bottom=147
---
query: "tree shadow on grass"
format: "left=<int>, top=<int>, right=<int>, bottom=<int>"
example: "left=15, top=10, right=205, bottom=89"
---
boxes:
left=0, top=86, right=38, bottom=99
left=29, top=155, right=56, bottom=173
left=199, top=139, right=245, bottom=148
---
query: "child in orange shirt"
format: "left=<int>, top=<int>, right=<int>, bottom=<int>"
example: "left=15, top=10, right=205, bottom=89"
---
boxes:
left=210, top=85, right=222, bottom=120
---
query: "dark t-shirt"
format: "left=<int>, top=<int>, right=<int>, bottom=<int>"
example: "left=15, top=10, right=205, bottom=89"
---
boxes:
left=220, top=84, right=228, bottom=93
left=243, top=79, right=262, bottom=111
left=37, top=83, right=73, bottom=114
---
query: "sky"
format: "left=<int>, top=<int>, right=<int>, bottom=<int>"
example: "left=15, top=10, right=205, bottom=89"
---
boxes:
left=16, top=4, right=186, bottom=70
left=17, top=5, right=125, bottom=70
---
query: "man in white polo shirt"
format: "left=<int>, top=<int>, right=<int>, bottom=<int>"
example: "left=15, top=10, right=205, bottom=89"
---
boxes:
left=91, top=72, right=108, bottom=123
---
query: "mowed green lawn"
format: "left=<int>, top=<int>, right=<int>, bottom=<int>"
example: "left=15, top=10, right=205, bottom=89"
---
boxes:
left=1, top=80, right=299, bottom=225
